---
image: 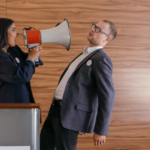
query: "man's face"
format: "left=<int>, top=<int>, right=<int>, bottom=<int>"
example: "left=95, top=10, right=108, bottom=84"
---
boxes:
left=87, top=21, right=111, bottom=46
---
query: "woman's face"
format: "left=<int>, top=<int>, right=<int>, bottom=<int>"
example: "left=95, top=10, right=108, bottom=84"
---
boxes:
left=7, top=23, right=19, bottom=47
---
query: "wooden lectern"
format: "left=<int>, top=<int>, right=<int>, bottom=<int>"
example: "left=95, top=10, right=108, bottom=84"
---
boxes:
left=0, top=104, right=40, bottom=150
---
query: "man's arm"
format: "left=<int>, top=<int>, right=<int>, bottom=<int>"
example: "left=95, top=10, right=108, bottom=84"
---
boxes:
left=92, top=57, right=115, bottom=146
left=94, top=57, right=115, bottom=135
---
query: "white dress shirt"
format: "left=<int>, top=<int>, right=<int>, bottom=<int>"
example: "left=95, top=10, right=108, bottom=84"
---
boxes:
left=54, top=46, right=103, bottom=100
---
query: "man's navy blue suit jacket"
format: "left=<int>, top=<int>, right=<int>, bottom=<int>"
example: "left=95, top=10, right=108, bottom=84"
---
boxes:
left=58, top=48, right=115, bottom=136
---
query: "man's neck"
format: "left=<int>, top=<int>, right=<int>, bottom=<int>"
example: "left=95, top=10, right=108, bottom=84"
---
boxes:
left=88, top=43, right=104, bottom=47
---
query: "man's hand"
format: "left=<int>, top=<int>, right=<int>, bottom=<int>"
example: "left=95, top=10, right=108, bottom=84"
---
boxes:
left=79, top=132, right=87, bottom=135
left=93, top=133, right=106, bottom=146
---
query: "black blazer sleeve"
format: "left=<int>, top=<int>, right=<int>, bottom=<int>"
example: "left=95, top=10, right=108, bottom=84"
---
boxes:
left=94, top=57, right=115, bottom=136
left=15, top=45, right=28, bottom=60
left=0, top=54, right=35, bottom=84
left=15, top=45, right=43, bottom=67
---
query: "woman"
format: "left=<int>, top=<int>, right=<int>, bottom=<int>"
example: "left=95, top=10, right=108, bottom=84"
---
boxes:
left=0, top=18, right=42, bottom=103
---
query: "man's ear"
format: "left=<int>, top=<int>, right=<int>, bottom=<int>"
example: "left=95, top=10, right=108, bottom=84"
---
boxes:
left=107, top=36, right=111, bottom=42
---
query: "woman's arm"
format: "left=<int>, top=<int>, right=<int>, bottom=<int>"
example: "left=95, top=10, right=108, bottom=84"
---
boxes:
left=0, top=54, right=35, bottom=84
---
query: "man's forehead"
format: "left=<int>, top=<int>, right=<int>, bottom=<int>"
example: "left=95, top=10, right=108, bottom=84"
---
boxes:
left=96, top=21, right=110, bottom=30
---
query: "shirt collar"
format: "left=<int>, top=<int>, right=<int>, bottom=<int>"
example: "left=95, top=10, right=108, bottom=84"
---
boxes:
left=83, top=46, right=103, bottom=53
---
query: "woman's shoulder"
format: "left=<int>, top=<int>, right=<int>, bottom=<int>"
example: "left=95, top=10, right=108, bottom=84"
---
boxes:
left=7, top=45, right=22, bottom=52
left=0, top=49, right=8, bottom=57
left=14, top=45, right=22, bottom=51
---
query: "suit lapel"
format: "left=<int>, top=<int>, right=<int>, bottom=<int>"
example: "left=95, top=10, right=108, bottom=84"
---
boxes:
left=59, top=48, right=103, bottom=83
left=58, top=52, right=82, bottom=83
left=73, top=48, right=103, bottom=73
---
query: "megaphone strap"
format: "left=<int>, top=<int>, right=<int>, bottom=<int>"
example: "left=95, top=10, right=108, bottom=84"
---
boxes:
left=55, top=23, right=60, bottom=27
left=23, top=27, right=35, bottom=30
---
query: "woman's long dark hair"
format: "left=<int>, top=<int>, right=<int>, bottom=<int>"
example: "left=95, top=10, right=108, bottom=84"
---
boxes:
left=0, top=18, right=14, bottom=49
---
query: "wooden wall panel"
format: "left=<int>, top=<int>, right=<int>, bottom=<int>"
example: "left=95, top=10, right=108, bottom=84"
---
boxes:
left=15, top=44, right=150, bottom=68
left=77, top=122, right=150, bottom=150
left=7, top=0, right=150, bottom=68
left=32, top=68, right=150, bottom=123
left=6, top=0, right=150, bottom=149
left=0, top=0, right=6, bottom=18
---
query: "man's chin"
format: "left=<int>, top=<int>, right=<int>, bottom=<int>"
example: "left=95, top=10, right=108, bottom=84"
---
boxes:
left=87, top=36, right=91, bottom=41
left=87, top=36, right=93, bottom=43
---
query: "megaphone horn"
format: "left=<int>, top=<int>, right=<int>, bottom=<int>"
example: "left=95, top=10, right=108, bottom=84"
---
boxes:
left=23, top=19, right=71, bottom=50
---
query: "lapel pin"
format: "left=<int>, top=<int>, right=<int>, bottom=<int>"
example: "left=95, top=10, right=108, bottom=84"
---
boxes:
left=86, top=60, right=92, bottom=66
left=15, top=57, right=20, bottom=63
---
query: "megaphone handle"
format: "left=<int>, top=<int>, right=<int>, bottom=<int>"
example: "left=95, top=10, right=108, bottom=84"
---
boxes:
left=28, top=43, right=40, bottom=62
left=35, top=57, right=43, bottom=66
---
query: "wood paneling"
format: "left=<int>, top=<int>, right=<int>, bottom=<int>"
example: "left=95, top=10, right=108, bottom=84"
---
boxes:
left=13, top=44, right=150, bottom=68
left=32, top=67, right=150, bottom=91
left=5, top=0, right=150, bottom=149
left=7, top=0, right=150, bottom=68
left=77, top=122, right=150, bottom=150
left=32, top=68, right=150, bottom=123
left=0, top=103, right=40, bottom=108
left=0, top=0, right=6, bottom=18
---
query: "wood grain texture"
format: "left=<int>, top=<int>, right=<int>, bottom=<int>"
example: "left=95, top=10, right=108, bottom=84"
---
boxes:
left=32, top=68, right=150, bottom=123
left=7, top=0, right=150, bottom=68
left=14, top=44, right=150, bottom=68
left=0, top=0, right=6, bottom=18
left=0, top=103, right=40, bottom=109
left=77, top=121, right=150, bottom=150
left=5, top=0, right=150, bottom=149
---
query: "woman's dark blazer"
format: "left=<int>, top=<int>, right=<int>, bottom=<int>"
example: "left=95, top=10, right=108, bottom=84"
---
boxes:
left=0, top=45, right=36, bottom=103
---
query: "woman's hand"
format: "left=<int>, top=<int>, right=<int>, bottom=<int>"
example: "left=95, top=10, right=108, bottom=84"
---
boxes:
left=27, top=46, right=42, bottom=61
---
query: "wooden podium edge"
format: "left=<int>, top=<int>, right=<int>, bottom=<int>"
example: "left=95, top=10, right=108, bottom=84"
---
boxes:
left=0, top=103, right=40, bottom=109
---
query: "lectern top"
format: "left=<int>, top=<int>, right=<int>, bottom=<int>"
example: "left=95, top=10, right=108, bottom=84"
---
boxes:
left=0, top=103, right=40, bottom=109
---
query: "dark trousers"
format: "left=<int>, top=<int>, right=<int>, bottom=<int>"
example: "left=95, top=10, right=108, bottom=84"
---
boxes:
left=40, top=105, right=79, bottom=150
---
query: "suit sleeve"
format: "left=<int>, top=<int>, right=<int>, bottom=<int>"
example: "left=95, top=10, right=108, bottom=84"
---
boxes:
left=15, top=45, right=28, bottom=60
left=0, top=55, right=35, bottom=84
left=15, top=45, right=42, bottom=67
left=94, top=57, right=115, bottom=136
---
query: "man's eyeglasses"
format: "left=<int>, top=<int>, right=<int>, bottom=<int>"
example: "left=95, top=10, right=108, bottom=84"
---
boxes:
left=91, top=23, right=109, bottom=38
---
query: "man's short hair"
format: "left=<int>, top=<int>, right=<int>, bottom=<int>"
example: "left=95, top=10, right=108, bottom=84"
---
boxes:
left=103, top=20, right=117, bottom=40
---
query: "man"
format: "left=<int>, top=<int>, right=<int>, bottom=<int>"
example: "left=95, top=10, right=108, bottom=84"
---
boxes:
left=40, top=20, right=117, bottom=150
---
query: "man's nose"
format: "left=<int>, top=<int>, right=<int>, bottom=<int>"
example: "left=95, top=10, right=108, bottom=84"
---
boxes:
left=91, top=28, right=95, bottom=32
left=91, top=29, right=95, bottom=34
